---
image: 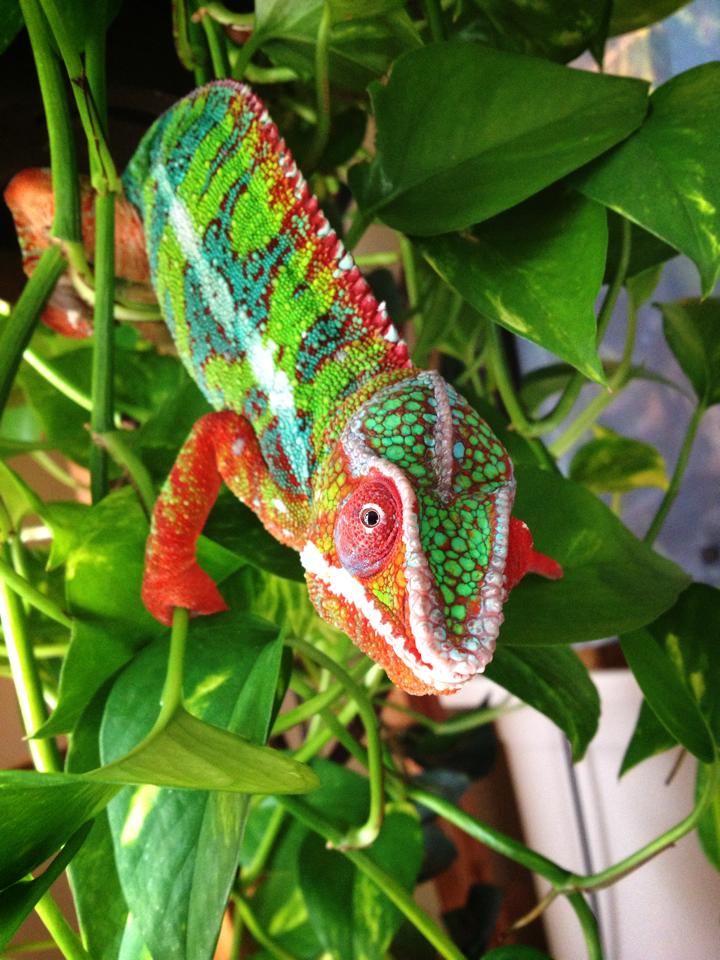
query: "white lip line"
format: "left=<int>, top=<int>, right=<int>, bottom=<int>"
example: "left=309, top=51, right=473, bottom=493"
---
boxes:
left=304, top=379, right=515, bottom=690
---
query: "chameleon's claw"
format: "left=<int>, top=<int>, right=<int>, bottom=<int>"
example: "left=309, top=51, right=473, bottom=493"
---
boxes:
left=505, top=517, right=563, bottom=593
left=141, top=561, right=228, bottom=627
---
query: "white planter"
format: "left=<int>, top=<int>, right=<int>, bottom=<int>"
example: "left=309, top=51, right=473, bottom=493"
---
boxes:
left=443, top=669, right=720, bottom=959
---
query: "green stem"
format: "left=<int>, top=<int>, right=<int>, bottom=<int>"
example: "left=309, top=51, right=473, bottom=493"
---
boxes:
left=231, top=30, right=263, bottom=81
left=37, top=1, right=120, bottom=192
left=280, top=797, right=466, bottom=960
left=286, top=637, right=384, bottom=848
left=0, top=555, right=73, bottom=628
left=0, top=939, right=57, bottom=956
left=0, top=246, right=65, bottom=416
left=549, top=291, right=638, bottom=458
left=29, top=451, right=84, bottom=491
left=241, top=804, right=287, bottom=885
left=23, top=346, right=147, bottom=425
left=0, top=544, right=60, bottom=770
left=94, top=430, right=156, bottom=518
left=305, top=0, right=332, bottom=170
left=355, top=251, right=400, bottom=268
left=643, top=403, right=705, bottom=545
left=201, top=13, right=230, bottom=79
left=421, top=0, right=444, bottom=40
left=157, top=608, right=189, bottom=727
left=19, top=0, right=81, bottom=242
left=381, top=698, right=518, bottom=735
left=33, top=895, right=91, bottom=960
left=1, top=642, right=69, bottom=661
left=567, top=893, right=603, bottom=960
left=485, top=322, right=535, bottom=434
left=233, top=897, right=300, bottom=960
left=89, top=192, right=116, bottom=503
left=272, top=678, right=345, bottom=735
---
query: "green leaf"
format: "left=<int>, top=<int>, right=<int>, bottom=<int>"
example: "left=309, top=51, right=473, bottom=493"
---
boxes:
left=352, top=41, right=648, bottom=234
left=66, top=685, right=129, bottom=960
left=609, top=0, right=691, bottom=36
left=101, top=613, right=310, bottom=960
left=569, top=427, right=668, bottom=493
left=620, top=699, right=678, bottom=776
left=419, top=189, right=606, bottom=381
left=697, top=762, right=720, bottom=873
left=0, top=823, right=91, bottom=951
left=0, top=771, right=118, bottom=891
left=298, top=809, right=423, bottom=960
left=501, top=465, right=690, bottom=645
left=460, top=0, right=607, bottom=62
left=577, top=63, right=720, bottom=295
left=487, top=644, right=600, bottom=760
left=257, top=0, right=420, bottom=91
left=621, top=583, right=720, bottom=761
left=0, top=0, right=22, bottom=55
left=659, top=299, right=720, bottom=407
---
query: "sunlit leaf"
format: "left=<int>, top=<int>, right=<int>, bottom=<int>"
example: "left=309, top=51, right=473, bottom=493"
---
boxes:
left=569, top=427, right=668, bottom=493
left=696, top=761, right=720, bottom=873
left=352, top=41, right=648, bottom=234
left=420, top=190, right=606, bottom=380
left=577, top=63, right=720, bottom=295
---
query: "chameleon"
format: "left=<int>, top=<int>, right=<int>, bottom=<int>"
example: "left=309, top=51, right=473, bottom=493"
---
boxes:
left=5, top=80, right=562, bottom=696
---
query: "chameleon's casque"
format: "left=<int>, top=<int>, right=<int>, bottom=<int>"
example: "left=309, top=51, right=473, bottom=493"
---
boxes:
left=5, top=81, right=562, bottom=695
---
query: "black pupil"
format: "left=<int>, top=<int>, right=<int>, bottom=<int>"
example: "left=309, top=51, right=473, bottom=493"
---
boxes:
left=363, top=509, right=380, bottom=527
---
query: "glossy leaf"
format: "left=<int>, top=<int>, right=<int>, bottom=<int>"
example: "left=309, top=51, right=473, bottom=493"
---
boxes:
left=102, top=614, right=302, bottom=960
left=569, top=428, right=668, bottom=493
left=609, top=0, right=692, bottom=36
left=461, top=0, right=607, bottom=62
left=0, top=771, right=118, bottom=890
left=488, top=644, right=600, bottom=760
left=66, top=686, right=129, bottom=960
left=577, top=63, right=720, bottom=295
left=621, top=583, right=720, bottom=761
left=659, top=299, right=720, bottom=407
left=298, top=809, right=423, bottom=960
left=0, top=823, right=91, bottom=951
left=696, top=761, right=720, bottom=873
left=352, top=41, right=648, bottom=234
left=501, top=465, right=689, bottom=646
left=420, top=190, right=606, bottom=381
left=620, top=699, right=678, bottom=776
left=257, top=0, right=420, bottom=91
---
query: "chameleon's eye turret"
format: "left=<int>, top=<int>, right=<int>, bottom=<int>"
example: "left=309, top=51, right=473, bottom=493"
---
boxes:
left=334, top=477, right=401, bottom=578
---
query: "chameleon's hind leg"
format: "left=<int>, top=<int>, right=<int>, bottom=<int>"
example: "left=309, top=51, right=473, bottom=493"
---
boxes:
left=142, top=410, right=310, bottom=625
left=3, top=168, right=151, bottom=336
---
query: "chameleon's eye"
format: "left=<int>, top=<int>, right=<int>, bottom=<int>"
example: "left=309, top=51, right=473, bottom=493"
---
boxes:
left=335, top=479, right=401, bottom=578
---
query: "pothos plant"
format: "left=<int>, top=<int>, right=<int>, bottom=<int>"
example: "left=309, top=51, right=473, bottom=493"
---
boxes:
left=0, top=1, right=718, bottom=959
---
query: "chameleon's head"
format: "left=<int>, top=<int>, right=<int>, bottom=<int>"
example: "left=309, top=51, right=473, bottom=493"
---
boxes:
left=301, top=371, right=546, bottom=695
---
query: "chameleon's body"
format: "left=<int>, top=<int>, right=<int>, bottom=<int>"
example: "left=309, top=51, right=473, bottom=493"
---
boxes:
left=5, top=81, right=561, bottom=695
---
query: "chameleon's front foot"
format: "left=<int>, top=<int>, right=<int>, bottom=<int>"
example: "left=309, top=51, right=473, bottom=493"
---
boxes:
left=141, top=558, right=228, bottom=627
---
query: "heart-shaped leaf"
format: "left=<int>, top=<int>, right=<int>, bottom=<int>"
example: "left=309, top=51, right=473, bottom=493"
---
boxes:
left=501, top=465, right=690, bottom=645
left=419, top=190, right=606, bottom=381
left=620, top=699, right=678, bottom=776
left=577, top=63, right=720, bottom=295
left=351, top=41, right=648, bottom=234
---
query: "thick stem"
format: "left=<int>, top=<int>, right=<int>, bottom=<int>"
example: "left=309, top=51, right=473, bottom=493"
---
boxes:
left=485, top=322, right=535, bottom=434
left=201, top=14, right=230, bottom=78
left=19, top=0, right=81, bottom=241
left=0, top=544, right=61, bottom=771
left=33, top=895, right=91, bottom=960
left=157, top=608, right=189, bottom=726
left=567, top=893, right=604, bottom=960
left=0, top=246, right=65, bottom=416
left=286, top=637, right=384, bottom=849
left=89, top=192, right=116, bottom=503
left=643, top=403, right=705, bottom=545
left=421, top=0, right=445, bottom=40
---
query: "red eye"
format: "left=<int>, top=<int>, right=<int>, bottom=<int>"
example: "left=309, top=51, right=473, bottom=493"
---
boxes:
left=334, top=478, right=401, bottom=577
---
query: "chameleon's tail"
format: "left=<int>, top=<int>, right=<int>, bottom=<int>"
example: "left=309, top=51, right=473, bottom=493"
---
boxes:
left=3, top=168, right=151, bottom=337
